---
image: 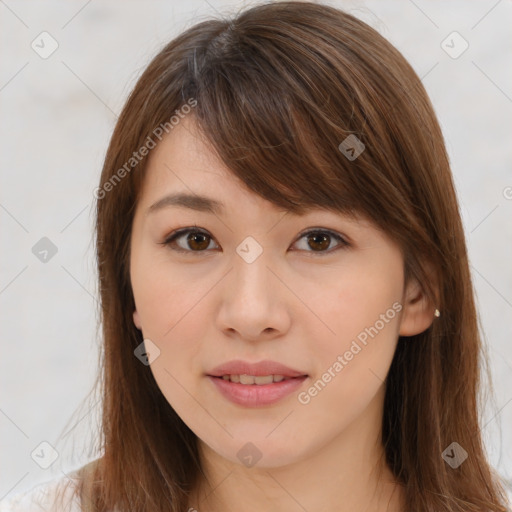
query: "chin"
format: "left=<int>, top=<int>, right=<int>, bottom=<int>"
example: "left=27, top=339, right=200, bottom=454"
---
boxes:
left=202, top=434, right=309, bottom=470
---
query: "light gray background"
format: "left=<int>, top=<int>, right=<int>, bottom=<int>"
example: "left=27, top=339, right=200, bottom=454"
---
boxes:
left=1, top=0, right=511, bottom=499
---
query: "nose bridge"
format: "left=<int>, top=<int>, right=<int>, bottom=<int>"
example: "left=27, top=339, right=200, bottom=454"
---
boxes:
left=216, top=236, right=289, bottom=339
left=230, top=237, right=275, bottom=303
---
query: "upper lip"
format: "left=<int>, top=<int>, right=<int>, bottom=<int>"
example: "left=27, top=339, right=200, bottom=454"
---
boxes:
left=207, top=359, right=308, bottom=378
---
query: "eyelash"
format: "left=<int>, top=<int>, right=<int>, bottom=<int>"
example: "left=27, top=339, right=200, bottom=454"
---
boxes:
left=159, top=225, right=350, bottom=256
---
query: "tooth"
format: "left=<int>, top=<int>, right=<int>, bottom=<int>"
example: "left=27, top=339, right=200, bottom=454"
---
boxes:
left=222, top=374, right=293, bottom=384
left=254, top=375, right=274, bottom=385
left=239, top=374, right=256, bottom=385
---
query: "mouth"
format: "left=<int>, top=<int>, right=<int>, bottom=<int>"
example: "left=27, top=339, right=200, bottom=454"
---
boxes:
left=207, top=374, right=309, bottom=407
left=206, top=359, right=308, bottom=406
left=207, top=359, right=308, bottom=380
left=212, top=374, right=304, bottom=385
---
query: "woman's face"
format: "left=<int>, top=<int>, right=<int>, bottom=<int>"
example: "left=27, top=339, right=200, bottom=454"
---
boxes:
left=130, top=116, right=432, bottom=469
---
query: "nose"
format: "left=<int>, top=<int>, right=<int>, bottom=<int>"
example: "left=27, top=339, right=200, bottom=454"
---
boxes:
left=215, top=248, right=292, bottom=342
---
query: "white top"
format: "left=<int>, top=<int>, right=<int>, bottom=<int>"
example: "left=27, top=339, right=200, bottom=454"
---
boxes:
left=1, top=471, right=511, bottom=511
left=0, top=475, right=81, bottom=512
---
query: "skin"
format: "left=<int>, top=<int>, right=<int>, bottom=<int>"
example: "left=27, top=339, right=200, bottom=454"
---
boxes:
left=130, top=116, right=436, bottom=512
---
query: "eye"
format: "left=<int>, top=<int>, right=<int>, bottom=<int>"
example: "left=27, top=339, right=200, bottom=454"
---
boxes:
left=292, top=228, right=350, bottom=254
left=160, top=227, right=350, bottom=255
left=160, top=226, right=218, bottom=254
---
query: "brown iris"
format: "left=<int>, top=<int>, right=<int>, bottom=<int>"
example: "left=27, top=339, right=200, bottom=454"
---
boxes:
left=306, top=233, right=330, bottom=251
left=186, top=232, right=210, bottom=251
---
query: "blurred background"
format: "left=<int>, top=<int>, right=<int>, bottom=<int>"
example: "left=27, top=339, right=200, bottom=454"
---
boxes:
left=1, top=0, right=511, bottom=499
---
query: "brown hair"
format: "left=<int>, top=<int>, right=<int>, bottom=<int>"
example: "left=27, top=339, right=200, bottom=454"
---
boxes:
left=71, top=2, right=510, bottom=511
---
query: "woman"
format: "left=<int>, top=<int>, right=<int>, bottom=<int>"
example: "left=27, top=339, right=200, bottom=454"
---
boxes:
left=2, top=2, right=510, bottom=511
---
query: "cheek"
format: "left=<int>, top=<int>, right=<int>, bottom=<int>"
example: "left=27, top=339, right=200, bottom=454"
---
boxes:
left=132, top=262, right=210, bottom=415
left=302, top=258, right=403, bottom=396
left=315, top=262, right=402, bottom=345
left=131, top=249, right=206, bottom=335
left=130, top=256, right=213, bottom=388
left=294, top=278, right=401, bottom=440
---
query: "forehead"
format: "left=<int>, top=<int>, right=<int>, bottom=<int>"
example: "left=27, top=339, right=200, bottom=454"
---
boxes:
left=148, top=115, right=223, bottom=173
left=142, top=116, right=237, bottom=194
left=139, top=117, right=292, bottom=218
left=138, top=115, right=370, bottom=227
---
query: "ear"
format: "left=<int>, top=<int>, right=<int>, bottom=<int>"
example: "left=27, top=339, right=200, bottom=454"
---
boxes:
left=133, top=310, right=142, bottom=330
left=399, top=274, right=437, bottom=337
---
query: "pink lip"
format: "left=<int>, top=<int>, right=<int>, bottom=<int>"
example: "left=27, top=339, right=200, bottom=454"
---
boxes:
left=207, top=359, right=307, bottom=378
left=208, top=375, right=308, bottom=407
left=206, top=359, right=309, bottom=407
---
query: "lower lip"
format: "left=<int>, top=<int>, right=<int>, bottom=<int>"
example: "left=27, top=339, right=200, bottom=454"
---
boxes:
left=207, top=375, right=308, bottom=407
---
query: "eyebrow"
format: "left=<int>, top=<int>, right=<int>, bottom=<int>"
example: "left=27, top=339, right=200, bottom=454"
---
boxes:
left=145, top=192, right=348, bottom=219
left=147, top=193, right=224, bottom=215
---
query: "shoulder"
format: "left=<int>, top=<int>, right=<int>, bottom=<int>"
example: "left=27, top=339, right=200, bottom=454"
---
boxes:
left=0, top=473, right=80, bottom=512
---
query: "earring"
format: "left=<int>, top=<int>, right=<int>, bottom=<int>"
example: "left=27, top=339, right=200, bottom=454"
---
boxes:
left=434, top=308, right=441, bottom=318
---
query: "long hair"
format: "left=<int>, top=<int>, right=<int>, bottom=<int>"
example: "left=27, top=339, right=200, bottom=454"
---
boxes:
left=72, top=2, right=510, bottom=511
